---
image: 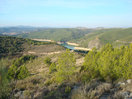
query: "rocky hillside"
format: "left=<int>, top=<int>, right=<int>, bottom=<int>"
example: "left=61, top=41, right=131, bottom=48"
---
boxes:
left=71, top=28, right=132, bottom=49
left=1, top=42, right=132, bottom=99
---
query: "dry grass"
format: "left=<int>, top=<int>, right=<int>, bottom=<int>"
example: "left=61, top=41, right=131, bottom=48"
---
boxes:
left=24, top=44, right=65, bottom=56
left=71, top=80, right=112, bottom=99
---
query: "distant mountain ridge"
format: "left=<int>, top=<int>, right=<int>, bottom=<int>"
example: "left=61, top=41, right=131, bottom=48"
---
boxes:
left=0, top=26, right=52, bottom=35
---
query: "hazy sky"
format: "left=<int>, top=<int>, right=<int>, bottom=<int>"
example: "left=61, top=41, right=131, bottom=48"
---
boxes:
left=0, top=0, right=132, bottom=27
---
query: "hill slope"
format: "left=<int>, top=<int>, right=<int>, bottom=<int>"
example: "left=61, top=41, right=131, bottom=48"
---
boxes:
left=0, top=36, right=61, bottom=58
left=16, top=28, right=132, bottom=49
left=17, top=28, right=93, bottom=41
left=72, top=28, right=132, bottom=48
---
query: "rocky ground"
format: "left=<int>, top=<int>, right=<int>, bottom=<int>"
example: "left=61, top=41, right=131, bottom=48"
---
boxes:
left=14, top=79, right=132, bottom=99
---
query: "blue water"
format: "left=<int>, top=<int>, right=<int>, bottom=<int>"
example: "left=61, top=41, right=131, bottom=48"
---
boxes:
left=60, top=43, right=75, bottom=50
left=60, top=43, right=88, bottom=53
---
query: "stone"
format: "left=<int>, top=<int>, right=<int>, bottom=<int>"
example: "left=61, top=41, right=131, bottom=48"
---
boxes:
left=121, top=91, right=130, bottom=98
left=126, top=79, right=132, bottom=84
left=115, top=82, right=125, bottom=87
left=14, top=91, right=24, bottom=99
left=130, top=93, right=132, bottom=97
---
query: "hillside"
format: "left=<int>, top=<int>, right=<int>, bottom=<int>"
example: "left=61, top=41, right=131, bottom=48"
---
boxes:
left=17, top=28, right=93, bottom=41
left=1, top=42, right=132, bottom=99
left=0, top=26, right=39, bottom=35
left=71, top=28, right=132, bottom=49
left=16, top=27, right=132, bottom=49
left=0, top=36, right=64, bottom=58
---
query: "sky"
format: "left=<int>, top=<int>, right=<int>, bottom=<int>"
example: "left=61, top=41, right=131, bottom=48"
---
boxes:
left=0, top=0, right=132, bottom=28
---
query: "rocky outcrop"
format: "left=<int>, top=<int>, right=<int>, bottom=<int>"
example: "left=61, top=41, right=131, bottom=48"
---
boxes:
left=88, top=37, right=102, bottom=49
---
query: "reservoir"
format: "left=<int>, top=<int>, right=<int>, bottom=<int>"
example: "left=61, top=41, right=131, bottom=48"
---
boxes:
left=60, top=43, right=89, bottom=54
left=32, top=39, right=90, bottom=53
left=60, top=43, right=75, bottom=50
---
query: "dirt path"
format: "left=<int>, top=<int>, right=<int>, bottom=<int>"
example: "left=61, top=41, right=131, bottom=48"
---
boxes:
left=28, top=51, right=63, bottom=55
left=32, top=39, right=55, bottom=42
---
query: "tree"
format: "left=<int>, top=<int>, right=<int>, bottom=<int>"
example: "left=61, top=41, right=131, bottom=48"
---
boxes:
left=82, top=43, right=132, bottom=82
left=83, top=48, right=100, bottom=81
left=56, top=50, right=76, bottom=83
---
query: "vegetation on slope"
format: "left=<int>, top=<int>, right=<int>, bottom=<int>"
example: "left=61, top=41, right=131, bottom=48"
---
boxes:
left=0, top=26, right=38, bottom=35
left=1, top=43, right=131, bottom=98
left=73, top=28, right=132, bottom=48
left=0, top=36, right=56, bottom=58
left=16, top=28, right=132, bottom=49
left=0, top=35, right=132, bottom=99
left=0, top=58, right=12, bottom=99
left=81, top=44, right=132, bottom=82
left=17, top=28, right=93, bottom=41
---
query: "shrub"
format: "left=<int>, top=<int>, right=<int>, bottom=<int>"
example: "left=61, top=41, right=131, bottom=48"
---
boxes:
left=7, top=65, right=17, bottom=80
left=8, top=65, right=29, bottom=80
left=49, top=63, right=56, bottom=73
left=82, top=44, right=132, bottom=82
left=0, top=58, right=11, bottom=99
left=65, top=86, right=71, bottom=93
left=7, top=55, right=33, bottom=80
left=17, top=65, right=29, bottom=80
left=44, top=57, right=52, bottom=66
left=13, top=55, right=36, bottom=67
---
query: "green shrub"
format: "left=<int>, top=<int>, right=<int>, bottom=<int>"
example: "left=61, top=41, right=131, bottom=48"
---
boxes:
left=8, top=65, right=29, bottom=80
left=0, top=58, right=11, bottom=99
left=7, top=65, right=17, bottom=80
left=44, top=57, right=51, bottom=66
left=49, top=63, right=56, bottom=73
left=82, top=44, right=132, bottom=82
left=7, top=55, right=33, bottom=80
left=13, top=55, right=36, bottom=67
left=17, top=65, right=29, bottom=80
left=65, top=86, right=71, bottom=93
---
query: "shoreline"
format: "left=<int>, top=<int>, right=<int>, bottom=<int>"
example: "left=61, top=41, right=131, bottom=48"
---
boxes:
left=32, top=39, right=55, bottom=42
left=66, top=42, right=79, bottom=46
left=31, top=38, right=91, bottom=51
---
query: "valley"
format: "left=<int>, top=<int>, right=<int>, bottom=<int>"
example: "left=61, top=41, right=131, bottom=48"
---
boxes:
left=12, top=27, right=132, bottom=49
left=1, top=0, right=132, bottom=98
left=0, top=28, right=132, bottom=99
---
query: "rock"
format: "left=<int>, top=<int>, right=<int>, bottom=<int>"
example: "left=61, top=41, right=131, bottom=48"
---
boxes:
left=100, top=92, right=110, bottom=99
left=120, top=91, right=132, bottom=99
left=127, top=98, right=132, bottom=99
left=122, top=91, right=130, bottom=97
left=115, top=82, right=126, bottom=87
left=130, top=93, right=132, bottom=97
left=126, top=79, right=132, bottom=84
left=14, top=91, right=24, bottom=99
left=88, top=37, right=101, bottom=49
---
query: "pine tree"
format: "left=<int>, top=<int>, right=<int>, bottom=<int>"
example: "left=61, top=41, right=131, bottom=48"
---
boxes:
left=56, top=50, right=76, bottom=83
